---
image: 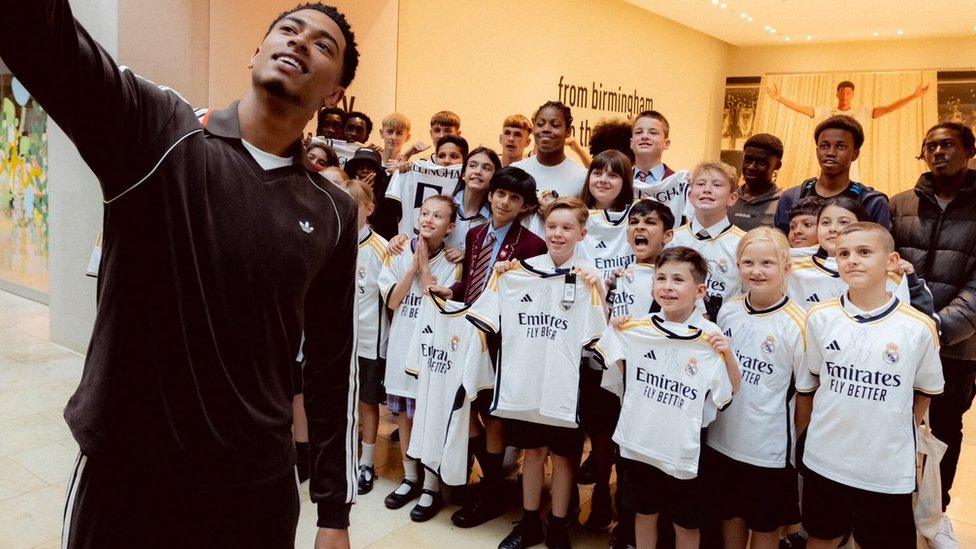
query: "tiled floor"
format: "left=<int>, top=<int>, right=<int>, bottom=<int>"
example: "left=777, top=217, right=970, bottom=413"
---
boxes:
left=0, top=288, right=974, bottom=548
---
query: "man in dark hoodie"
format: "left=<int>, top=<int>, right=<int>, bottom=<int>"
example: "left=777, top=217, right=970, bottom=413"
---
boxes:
left=728, top=133, right=784, bottom=230
left=890, top=121, right=976, bottom=548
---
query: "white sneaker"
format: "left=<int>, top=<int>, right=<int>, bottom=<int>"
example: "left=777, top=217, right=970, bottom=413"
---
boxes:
left=929, top=514, right=960, bottom=549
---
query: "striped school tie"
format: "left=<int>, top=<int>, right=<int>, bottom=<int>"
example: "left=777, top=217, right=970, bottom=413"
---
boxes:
left=465, top=231, right=497, bottom=304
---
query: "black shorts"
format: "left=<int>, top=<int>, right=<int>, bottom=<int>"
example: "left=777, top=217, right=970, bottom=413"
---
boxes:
left=801, top=467, right=915, bottom=548
left=510, top=419, right=584, bottom=459
left=703, top=447, right=799, bottom=532
left=291, top=359, right=304, bottom=396
left=63, top=454, right=299, bottom=548
left=357, top=357, right=386, bottom=405
left=578, top=362, right=620, bottom=435
left=617, top=456, right=704, bottom=529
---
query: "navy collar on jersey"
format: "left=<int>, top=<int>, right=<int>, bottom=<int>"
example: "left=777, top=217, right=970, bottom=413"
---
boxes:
left=358, top=226, right=372, bottom=245
left=810, top=253, right=839, bottom=277
left=410, top=238, right=446, bottom=260
left=518, top=258, right=572, bottom=278
left=745, top=293, right=790, bottom=315
left=690, top=216, right=733, bottom=240
left=651, top=314, right=703, bottom=340
left=453, top=190, right=492, bottom=221
left=600, top=203, right=633, bottom=226
left=430, top=293, right=472, bottom=316
left=839, top=293, right=900, bottom=323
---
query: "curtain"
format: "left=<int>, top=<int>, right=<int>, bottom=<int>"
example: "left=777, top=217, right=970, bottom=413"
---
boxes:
left=754, top=71, right=938, bottom=198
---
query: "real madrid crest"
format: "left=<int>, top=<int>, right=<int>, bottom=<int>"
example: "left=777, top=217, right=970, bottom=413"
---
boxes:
left=761, top=335, right=776, bottom=355
left=450, top=335, right=461, bottom=352
left=882, top=343, right=899, bottom=365
left=623, top=268, right=635, bottom=284
left=684, top=357, right=698, bottom=376
left=357, top=266, right=367, bottom=280
left=717, top=258, right=729, bottom=274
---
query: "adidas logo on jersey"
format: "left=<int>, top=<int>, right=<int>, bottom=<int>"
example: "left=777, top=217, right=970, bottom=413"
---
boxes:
left=643, top=350, right=657, bottom=360
left=825, top=340, right=841, bottom=350
left=422, top=325, right=433, bottom=334
left=724, top=328, right=733, bottom=338
left=299, top=220, right=314, bottom=233
left=520, top=294, right=533, bottom=303
left=595, top=240, right=608, bottom=249
left=807, top=294, right=821, bottom=303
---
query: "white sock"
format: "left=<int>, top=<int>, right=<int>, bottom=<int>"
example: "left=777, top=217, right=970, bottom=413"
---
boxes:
left=394, top=459, right=418, bottom=495
left=419, top=474, right=440, bottom=507
left=361, top=443, right=375, bottom=468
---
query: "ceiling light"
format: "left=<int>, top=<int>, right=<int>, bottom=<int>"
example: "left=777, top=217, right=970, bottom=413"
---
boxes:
left=872, top=31, right=880, bottom=37
left=711, top=0, right=719, bottom=4
left=720, top=3, right=727, bottom=9
left=896, top=29, right=904, bottom=35
left=747, top=16, right=754, bottom=22
left=805, top=35, right=813, bottom=40
left=784, top=36, right=791, bottom=41
left=770, top=28, right=776, bottom=33
left=763, top=25, right=770, bottom=30
left=740, top=12, right=748, bottom=18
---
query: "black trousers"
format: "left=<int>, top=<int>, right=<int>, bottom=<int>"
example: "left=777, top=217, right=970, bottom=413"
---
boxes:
left=63, top=454, right=300, bottom=548
left=929, top=357, right=976, bottom=511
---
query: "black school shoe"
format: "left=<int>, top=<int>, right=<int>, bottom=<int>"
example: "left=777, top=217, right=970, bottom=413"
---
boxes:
left=582, top=484, right=612, bottom=531
left=544, top=512, right=572, bottom=549
left=451, top=482, right=506, bottom=528
left=499, top=514, right=545, bottom=549
left=384, top=479, right=422, bottom=509
left=357, top=465, right=375, bottom=495
left=409, top=489, right=444, bottom=522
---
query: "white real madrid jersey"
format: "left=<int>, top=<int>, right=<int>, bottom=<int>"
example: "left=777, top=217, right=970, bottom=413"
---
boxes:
left=797, top=295, right=943, bottom=494
left=405, top=296, right=493, bottom=485
left=608, top=263, right=656, bottom=319
left=385, top=159, right=461, bottom=237
left=633, top=169, right=691, bottom=225
left=378, top=242, right=461, bottom=398
left=512, top=156, right=587, bottom=238
left=594, top=315, right=733, bottom=479
left=321, top=138, right=359, bottom=167
left=356, top=227, right=390, bottom=360
left=668, top=217, right=745, bottom=316
left=578, top=206, right=635, bottom=280
left=788, top=252, right=909, bottom=311
left=466, top=254, right=607, bottom=427
left=708, top=295, right=806, bottom=468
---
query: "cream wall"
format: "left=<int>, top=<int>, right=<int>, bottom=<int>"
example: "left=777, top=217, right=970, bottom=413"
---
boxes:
left=395, top=0, right=730, bottom=170
left=208, top=0, right=398, bottom=127
left=727, top=35, right=976, bottom=76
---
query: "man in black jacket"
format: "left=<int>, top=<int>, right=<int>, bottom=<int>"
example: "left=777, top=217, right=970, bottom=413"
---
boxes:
left=891, top=122, right=976, bottom=546
left=0, top=2, right=360, bottom=548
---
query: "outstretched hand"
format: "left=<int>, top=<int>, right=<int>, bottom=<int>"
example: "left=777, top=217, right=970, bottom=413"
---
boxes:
left=765, top=84, right=780, bottom=100
left=915, top=83, right=930, bottom=97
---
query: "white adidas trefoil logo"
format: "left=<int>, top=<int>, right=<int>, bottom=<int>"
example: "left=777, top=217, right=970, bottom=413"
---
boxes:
left=299, top=220, right=315, bottom=233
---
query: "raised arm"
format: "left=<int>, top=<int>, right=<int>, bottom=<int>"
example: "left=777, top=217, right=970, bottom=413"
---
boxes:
left=765, top=84, right=815, bottom=118
left=872, top=83, right=929, bottom=118
left=303, top=202, right=359, bottom=533
left=0, top=0, right=190, bottom=200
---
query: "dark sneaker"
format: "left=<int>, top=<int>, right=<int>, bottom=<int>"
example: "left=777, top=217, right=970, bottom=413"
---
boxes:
left=357, top=465, right=375, bottom=495
left=384, top=479, right=421, bottom=509
left=544, top=513, right=572, bottom=549
left=499, top=515, right=545, bottom=549
left=409, top=489, right=444, bottom=522
left=451, top=483, right=506, bottom=528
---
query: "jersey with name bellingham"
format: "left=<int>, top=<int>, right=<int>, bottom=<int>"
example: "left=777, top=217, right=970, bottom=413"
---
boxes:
left=385, top=159, right=461, bottom=236
left=788, top=252, right=909, bottom=310
left=708, top=295, right=806, bottom=468
left=406, top=296, right=493, bottom=485
left=634, top=169, right=692, bottom=225
left=668, top=217, right=745, bottom=316
left=578, top=206, right=635, bottom=281
left=357, top=227, right=390, bottom=360
left=467, top=254, right=607, bottom=427
left=378, top=242, right=461, bottom=398
left=797, top=295, right=944, bottom=494
left=594, top=315, right=733, bottom=479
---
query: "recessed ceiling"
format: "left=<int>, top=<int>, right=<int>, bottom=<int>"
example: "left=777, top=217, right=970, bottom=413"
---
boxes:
left=625, top=0, right=976, bottom=46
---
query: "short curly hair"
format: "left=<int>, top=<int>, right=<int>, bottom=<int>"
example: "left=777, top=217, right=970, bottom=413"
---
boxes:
left=266, top=3, right=359, bottom=88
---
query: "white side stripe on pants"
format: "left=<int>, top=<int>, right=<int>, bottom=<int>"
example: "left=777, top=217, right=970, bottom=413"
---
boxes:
left=61, top=453, right=87, bottom=549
